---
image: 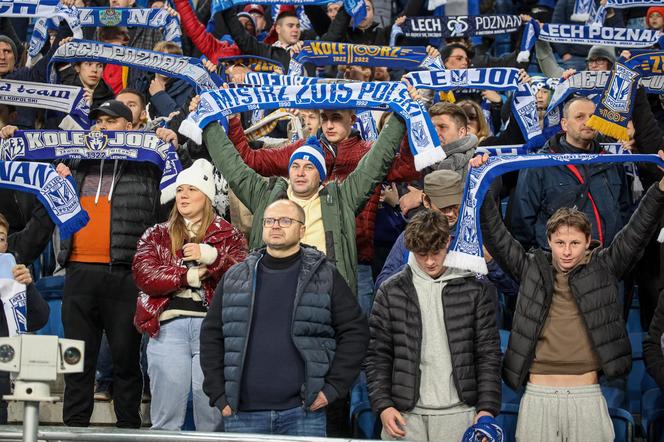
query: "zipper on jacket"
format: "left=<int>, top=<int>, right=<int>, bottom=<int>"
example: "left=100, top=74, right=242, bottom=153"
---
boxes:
left=235, top=255, right=261, bottom=414
left=290, top=253, right=325, bottom=408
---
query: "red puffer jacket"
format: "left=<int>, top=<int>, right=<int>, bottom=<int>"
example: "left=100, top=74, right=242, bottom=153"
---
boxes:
left=228, top=117, right=420, bottom=263
left=173, top=0, right=241, bottom=63
left=132, top=216, right=247, bottom=337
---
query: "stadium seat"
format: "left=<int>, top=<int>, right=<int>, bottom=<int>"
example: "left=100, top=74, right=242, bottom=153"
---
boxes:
left=350, top=400, right=381, bottom=439
left=627, top=333, right=646, bottom=414
left=609, top=407, right=635, bottom=442
left=642, top=388, right=664, bottom=442
left=35, top=275, right=65, bottom=338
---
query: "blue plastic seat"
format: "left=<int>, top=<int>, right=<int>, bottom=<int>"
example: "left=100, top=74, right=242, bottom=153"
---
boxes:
left=642, top=388, right=664, bottom=442
left=609, top=407, right=635, bottom=442
left=35, top=275, right=65, bottom=338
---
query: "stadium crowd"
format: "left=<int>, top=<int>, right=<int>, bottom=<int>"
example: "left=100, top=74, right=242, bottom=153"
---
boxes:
left=0, top=0, right=664, bottom=440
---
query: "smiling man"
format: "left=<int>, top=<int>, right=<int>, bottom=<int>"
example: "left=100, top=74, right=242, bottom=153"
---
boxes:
left=476, top=150, right=664, bottom=441
left=510, top=96, right=632, bottom=251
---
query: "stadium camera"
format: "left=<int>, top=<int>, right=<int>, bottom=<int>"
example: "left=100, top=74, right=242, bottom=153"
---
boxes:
left=0, top=335, right=84, bottom=402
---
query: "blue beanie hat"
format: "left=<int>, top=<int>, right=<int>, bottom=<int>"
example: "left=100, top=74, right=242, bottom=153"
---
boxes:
left=461, top=416, right=504, bottom=442
left=288, top=136, right=327, bottom=182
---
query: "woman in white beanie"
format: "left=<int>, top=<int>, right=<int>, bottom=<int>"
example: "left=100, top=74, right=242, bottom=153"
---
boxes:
left=132, top=159, right=248, bottom=431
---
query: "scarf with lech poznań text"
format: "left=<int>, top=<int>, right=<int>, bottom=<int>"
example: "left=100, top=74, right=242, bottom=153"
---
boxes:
left=445, top=153, right=663, bottom=274
left=0, top=130, right=183, bottom=198
left=0, top=160, right=89, bottom=238
left=517, top=20, right=664, bottom=63
left=391, top=15, right=522, bottom=45
left=49, top=40, right=223, bottom=91
left=0, top=79, right=90, bottom=130
left=404, top=68, right=542, bottom=143
left=179, top=82, right=446, bottom=171
left=30, top=7, right=182, bottom=59
left=287, top=41, right=444, bottom=77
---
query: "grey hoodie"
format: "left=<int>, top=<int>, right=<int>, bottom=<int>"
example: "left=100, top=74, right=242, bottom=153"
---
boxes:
left=408, top=254, right=476, bottom=413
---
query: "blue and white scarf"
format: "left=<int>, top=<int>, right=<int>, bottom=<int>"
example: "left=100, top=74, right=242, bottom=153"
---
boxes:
left=445, top=153, right=663, bottom=274
left=404, top=68, right=542, bottom=142
left=212, top=0, right=366, bottom=27
left=288, top=41, right=444, bottom=77
left=49, top=40, right=223, bottom=91
left=0, top=160, right=89, bottom=238
left=30, top=7, right=182, bottom=59
left=517, top=20, right=664, bottom=63
left=590, top=0, right=662, bottom=26
left=0, top=130, right=183, bottom=197
left=393, top=15, right=521, bottom=41
left=626, top=50, right=664, bottom=94
left=0, top=0, right=59, bottom=16
left=179, top=82, right=446, bottom=171
left=18, top=3, right=83, bottom=58
left=243, top=72, right=319, bottom=86
left=0, top=254, right=27, bottom=337
left=462, top=416, right=504, bottom=442
left=0, top=79, right=90, bottom=130
left=571, top=0, right=594, bottom=22
left=354, top=110, right=379, bottom=142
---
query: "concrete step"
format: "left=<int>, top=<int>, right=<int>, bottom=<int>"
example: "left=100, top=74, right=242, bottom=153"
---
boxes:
left=7, top=375, right=151, bottom=426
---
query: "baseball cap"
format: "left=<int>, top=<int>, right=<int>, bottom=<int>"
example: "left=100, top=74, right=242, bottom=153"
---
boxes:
left=89, top=100, right=133, bottom=123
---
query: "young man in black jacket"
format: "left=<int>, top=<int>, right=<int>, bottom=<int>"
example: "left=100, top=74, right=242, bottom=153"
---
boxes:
left=474, top=151, right=664, bottom=441
left=366, top=209, right=501, bottom=441
left=200, top=199, right=368, bottom=437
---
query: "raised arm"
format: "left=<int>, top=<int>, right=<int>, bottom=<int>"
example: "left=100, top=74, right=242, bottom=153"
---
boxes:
left=172, top=0, right=226, bottom=62
left=340, top=113, right=406, bottom=214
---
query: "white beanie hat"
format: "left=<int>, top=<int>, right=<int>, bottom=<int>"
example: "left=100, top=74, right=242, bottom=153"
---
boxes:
left=173, top=159, right=216, bottom=202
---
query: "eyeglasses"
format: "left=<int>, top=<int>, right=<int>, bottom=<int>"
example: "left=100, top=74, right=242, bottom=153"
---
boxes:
left=262, top=217, right=304, bottom=227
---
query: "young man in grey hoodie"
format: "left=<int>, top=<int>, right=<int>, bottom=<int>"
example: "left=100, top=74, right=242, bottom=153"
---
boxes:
left=366, top=209, right=501, bottom=441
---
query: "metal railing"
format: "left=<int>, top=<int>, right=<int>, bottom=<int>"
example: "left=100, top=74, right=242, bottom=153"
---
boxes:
left=0, top=427, right=372, bottom=442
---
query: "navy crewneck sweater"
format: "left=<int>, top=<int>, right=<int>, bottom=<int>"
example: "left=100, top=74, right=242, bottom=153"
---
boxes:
left=238, top=249, right=306, bottom=411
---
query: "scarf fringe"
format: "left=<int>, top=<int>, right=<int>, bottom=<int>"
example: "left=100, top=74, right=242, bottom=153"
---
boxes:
left=444, top=250, right=488, bottom=275
left=179, top=119, right=204, bottom=146
left=413, top=147, right=446, bottom=171
left=586, top=115, right=629, bottom=141
left=570, top=12, right=591, bottom=21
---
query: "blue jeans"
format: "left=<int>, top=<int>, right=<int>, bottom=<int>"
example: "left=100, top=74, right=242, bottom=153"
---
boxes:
left=147, top=317, right=222, bottom=431
left=357, top=264, right=375, bottom=317
left=224, top=406, right=326, bottom=436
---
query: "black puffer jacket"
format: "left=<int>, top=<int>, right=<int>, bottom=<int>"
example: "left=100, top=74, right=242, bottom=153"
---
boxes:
left=481, top=183, right=664, bottom=390
left=644, top=288, right=664, bottom=388
left=58, top=160, right=162, bottom=266
left=366, top=266, right=502, bottom=417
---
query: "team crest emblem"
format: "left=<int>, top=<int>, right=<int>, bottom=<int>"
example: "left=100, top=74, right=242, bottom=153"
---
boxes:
left=1, top=138, right=26, bottom=161
left=450, top=70, right=469, bottom=87
left=412, top=121, right=429, bottom=148
left=85, top=131, right=108, bottom=152
left=9, top=291, right=27, bottom=335
left=447, top=17, right=469, bottom=37
left=603, top=63, right=639, bottom=113
left=99, top=9, right=122, bottom=26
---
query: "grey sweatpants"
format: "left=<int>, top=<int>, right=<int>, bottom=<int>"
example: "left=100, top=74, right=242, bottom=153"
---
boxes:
left=516, top=383, right=615, bottom=442
left=381, top=408, right=475, bottom=441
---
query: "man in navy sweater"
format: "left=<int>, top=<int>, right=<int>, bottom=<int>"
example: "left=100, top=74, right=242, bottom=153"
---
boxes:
left=200, top=199, right=368, bottom=437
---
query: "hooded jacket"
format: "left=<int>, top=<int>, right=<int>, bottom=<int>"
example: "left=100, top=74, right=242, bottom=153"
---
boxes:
left=366, top=262, right=502, bottom=416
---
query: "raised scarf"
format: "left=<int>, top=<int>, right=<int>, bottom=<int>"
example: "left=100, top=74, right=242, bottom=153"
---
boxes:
left=393, top=15, right=521, bottom=41
left=517, top=20, right=664, bottom=63
left=179, top=82, right=446, bottom=171
left=445, top=153, right=663, bottom=274
left=404, top=68, right=542, bottom=142
left=288, top=41, right=444, bottom=77
left=49, top=40, right=223, bottom=91
left=1, top=130, right=183, bottom=196
left=0, top=78, right=90, bottom=129
left=0, top=160, right=89, bottom=238
left=30, top=7, right=182, bottom=59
